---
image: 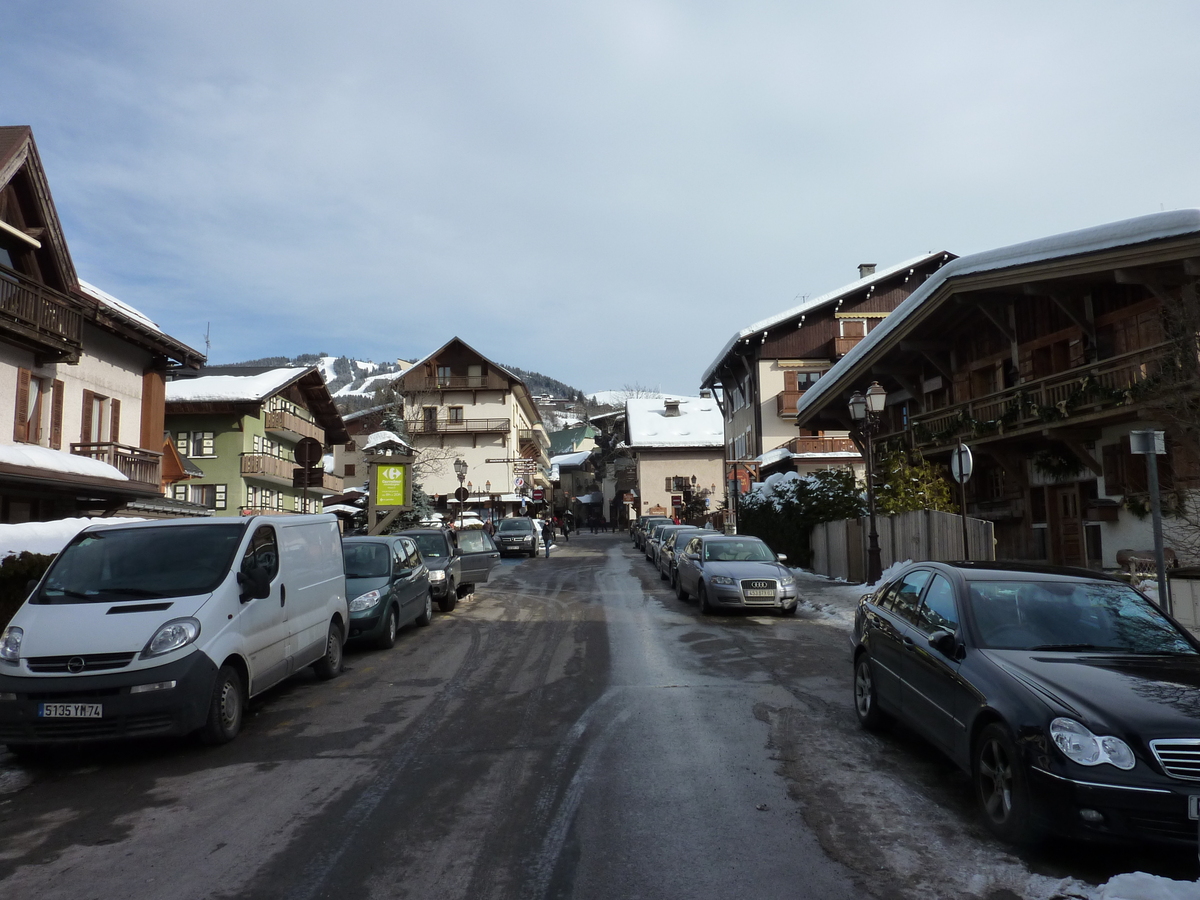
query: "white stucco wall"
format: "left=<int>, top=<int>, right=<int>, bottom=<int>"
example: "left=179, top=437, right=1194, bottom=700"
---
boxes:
left=635, top=448, right=724, bottom=516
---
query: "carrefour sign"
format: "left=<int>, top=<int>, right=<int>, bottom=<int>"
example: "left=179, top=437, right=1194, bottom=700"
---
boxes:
left=374, top=463, right=410, bottom=508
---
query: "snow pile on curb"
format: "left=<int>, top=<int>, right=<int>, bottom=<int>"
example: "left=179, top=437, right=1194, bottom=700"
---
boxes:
left=1098, top=873, right=1200, bottom=899
left=0, top=518, right=145, bottom=559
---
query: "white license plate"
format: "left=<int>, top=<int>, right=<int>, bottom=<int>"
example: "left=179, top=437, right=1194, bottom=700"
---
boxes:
left=1189, top=795, right=1200, bottom=820
left=744, top=589, right=775, bottom=597
left=39, top=703, right=102, bottom=719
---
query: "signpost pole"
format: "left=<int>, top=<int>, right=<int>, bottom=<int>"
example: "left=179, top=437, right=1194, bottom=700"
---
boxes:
left=1131, top=430, right=1170, bottom=613
left=951, top=443, right=973, bottom=562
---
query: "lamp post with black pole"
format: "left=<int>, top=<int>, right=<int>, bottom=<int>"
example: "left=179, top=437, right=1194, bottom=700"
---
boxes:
left=453, top=458, right=468, bottom=530
left=849, top=382, right=887, bottom=584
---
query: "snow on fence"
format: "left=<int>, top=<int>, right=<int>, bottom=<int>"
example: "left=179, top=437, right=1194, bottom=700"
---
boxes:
left=810, top=509, right=994, bottom=582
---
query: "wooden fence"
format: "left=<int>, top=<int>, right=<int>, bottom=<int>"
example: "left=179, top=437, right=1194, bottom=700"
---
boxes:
left=810, top=509, right=995, bottom=583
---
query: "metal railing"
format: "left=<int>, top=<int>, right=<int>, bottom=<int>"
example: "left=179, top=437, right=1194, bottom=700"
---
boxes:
left=70, top=442, right=162, bottom=486
left=408, top=417, right=510, bottom=434
left=0, top=263, right=85, bottom=357
left=906, top=343, right=1171, bottom=447
left=409, top=374, right=509, bottom=391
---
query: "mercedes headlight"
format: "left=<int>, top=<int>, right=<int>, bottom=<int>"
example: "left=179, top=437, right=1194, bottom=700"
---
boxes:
left=428, top=569, right=446, bottom=582
left=711, top=575, right=735, bottom=586
left=349, top=590, right=382, bottom=611
left=141, top=618, right=201, bottom=659
left=0, top=626, right=23, bottom=663
left=1050, top=717, right=1135, bottom=770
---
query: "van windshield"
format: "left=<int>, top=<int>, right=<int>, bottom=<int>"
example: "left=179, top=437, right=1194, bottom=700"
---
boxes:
left=37, top=523, right=248, bottom=603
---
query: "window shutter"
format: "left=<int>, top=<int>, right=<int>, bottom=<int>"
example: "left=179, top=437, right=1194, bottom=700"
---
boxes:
left=49, top=380, right=64, bottom=449
left=202, top=432, right=214, bottom=456
left=215, top=484, right=227, bottom=510
left=1102, top=444, right=1123, bottom=495
left=109, top=398, right=121, bottom=444
left=80, top=390, right=95, bottom=443
left=344, top=463, right=356, bottom=477
left=176, top=432, right=189, bottom=453
left=665, top=477, right=672, bottom=491
left=172, top=484, right=187, bottom=501
left=784, top=371, right=797, bottom=392
left=13, top=368, right=30, bottom=442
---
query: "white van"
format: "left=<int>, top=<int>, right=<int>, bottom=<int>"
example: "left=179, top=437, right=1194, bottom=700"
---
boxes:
left=0, top=514, right=348, bottom=751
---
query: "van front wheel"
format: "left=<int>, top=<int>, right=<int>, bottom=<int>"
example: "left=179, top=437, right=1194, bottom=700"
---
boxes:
left=313, top=623, right=344, bottom=680
left=199, top=665, right=244, bottom=745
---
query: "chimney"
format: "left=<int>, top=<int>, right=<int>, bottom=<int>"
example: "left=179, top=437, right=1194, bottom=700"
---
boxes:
left=663, top=399, right=681, bottom=417
left=699, top=389, right=712, bottom=399
left=858, top=263, right=876, bottom=279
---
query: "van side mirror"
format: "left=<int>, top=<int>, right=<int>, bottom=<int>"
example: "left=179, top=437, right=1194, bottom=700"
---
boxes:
left=237, top=566, right=271, bottom=603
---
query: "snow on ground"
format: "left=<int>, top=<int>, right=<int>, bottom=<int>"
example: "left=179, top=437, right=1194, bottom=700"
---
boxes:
left=0, top=517, right=146, bottom=558
left=333, top=371, right=397, bottom=398
left=1099, top=874, right=1200, bottom=899
left=586, top=389, right=663, bottom=406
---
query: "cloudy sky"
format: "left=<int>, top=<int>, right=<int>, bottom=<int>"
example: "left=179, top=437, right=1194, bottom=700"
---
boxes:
left=4, top=2, right=1199, bottom=394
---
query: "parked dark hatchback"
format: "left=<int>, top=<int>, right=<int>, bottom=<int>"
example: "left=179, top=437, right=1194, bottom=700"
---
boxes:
left=399, top=528, right=461, bottom=611
left=852, top=561, right=1200, bottom=847
left=343, top=536, right=432, bottom=647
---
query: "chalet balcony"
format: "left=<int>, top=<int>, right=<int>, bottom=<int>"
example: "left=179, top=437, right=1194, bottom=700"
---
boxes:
left=783, top=436, right=860, bottom=456
left=906, top=342, right=1171, bottom=449
left=409, top=374, right=509, bottom=392
left=240, top=454, right=344, bottom=494
left=408, top=417, right=510, bottom=434
left=0, top=263, right=85, bottom=363
left=70, top=442, right=162, bottom=488
left=264, top=408, right=324, bottom=443
left=776, top=390, right=806, bottom=418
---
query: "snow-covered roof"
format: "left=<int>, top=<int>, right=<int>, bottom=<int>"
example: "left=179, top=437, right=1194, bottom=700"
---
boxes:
left=364, top=430, right=414, bottom=452
left=625, top=396, right=724, bottom=449
left=758, top=446, right=861, bottom=467
left=77, top=279, right=162, bottom=333
left=587, top=389, right=663, bottom=406
left=700, top=251, right=950, bottom=388
left=0, top=516, right=147, bottom=558
left=796, top=209, right=1200, bottom=423
left=0, top=444, right=128, bottom=481
left=551, top=450, right=592, bottom=468
left=166, top=368, right=304, bottom=403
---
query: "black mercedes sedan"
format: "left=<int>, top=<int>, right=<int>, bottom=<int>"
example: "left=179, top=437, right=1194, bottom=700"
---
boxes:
left=852, top=561, right=1200, bottom=847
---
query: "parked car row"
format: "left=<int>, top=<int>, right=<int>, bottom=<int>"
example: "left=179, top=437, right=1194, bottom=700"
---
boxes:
left=852, top=560, right=1200, bottom=848
left=0, top=514, right=505, bottom=755
left=631, top=517, right=799, bottom=617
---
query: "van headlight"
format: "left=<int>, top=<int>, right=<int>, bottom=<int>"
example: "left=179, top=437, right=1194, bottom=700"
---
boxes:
left=428, top=570, right=446, bottom=582
left=0, top=626, right=22, bottom=663
left=140, top=618, right=200, bottom=659
left=1050, top=717, right=1136, bottom=770
left=349, top=590, right=381, bottom=611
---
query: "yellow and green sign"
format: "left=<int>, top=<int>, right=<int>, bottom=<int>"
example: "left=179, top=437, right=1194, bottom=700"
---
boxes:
left=374, top=463, right=410, bottom=508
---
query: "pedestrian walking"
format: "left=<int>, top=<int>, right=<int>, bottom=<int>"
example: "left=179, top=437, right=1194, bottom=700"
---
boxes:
left=542, top=518, right=554, bottom=557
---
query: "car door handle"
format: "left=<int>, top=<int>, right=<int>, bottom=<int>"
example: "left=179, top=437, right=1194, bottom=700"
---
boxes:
left=902, top=636, right=915, bottom=649
left=280, top=584, right=286, bottom=607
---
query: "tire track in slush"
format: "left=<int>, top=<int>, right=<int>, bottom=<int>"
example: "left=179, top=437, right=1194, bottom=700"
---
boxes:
left=287, top=615, right=489, bottom=900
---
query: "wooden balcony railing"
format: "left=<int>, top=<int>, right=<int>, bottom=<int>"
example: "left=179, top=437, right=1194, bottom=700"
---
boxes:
left=70, top=442, right=162, bottom=487
left=906, top=343, right=1171, bottom=448
left=408, top=418, right=510, bottom=434
left=0, top=263, right=85, bottom=361
left=409, top=374, right=509, bottom=391
left=783, top=436, right=860, bottom=456
left=776, top=390, right=806, bottom=418
left=240, top=453, right=293, bottom=483
left=264, top=408, right=324, bottom=442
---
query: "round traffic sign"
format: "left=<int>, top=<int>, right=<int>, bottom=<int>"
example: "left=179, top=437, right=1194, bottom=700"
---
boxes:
left=454, top=486, right=470, bottom=502
left=949, top=443, right=973, bottom=484
left=514, top=476, right=524, bottom=488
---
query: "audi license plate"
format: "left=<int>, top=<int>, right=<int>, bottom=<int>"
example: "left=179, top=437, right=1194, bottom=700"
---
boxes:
left=1189, top=795, right=1200, bottom=820
left=744, top=589, right=775, bottom=598
left=39, top=703, right=102, bottom=719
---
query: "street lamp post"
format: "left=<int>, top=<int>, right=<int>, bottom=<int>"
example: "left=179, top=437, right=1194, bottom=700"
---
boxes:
left=453, top=457, right=468, bottom=529
left=849, top=382, right=887, bottom=584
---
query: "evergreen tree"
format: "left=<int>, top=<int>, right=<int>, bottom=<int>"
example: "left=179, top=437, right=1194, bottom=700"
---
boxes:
left=737, top=468, right=865, bottom=565
left=873, top=447, right=957, bottom=514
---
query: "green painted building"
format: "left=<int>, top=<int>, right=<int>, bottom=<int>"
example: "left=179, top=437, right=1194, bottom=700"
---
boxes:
left=164, top=366, right=349, bottom=516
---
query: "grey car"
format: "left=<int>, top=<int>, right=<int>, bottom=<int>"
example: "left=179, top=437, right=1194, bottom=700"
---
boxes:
left=657, top=527, right=706, bottom=584
left=401, top=528, right=462, bottom=611
left=343, top=536, right=433, bottom=648
left=674, top=534, right=798, bottom=616
left=453, top=528, right=502, bottom=594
